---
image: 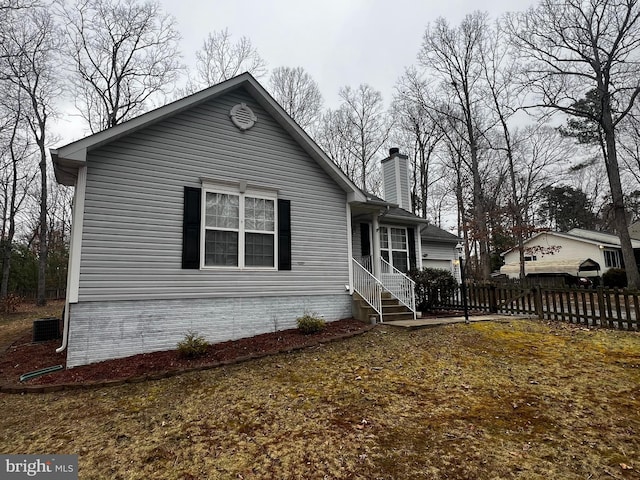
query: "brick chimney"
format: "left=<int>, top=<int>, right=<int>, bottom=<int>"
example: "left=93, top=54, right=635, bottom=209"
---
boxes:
left=381, top=148, right=411, bottom=210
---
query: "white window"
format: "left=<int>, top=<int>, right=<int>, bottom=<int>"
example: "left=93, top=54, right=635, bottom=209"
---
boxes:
left=524, top=255, right=537, bottom=262
left=201, top=182, right=276, bottom=269
left=604, top=249, right=622, bottom=268
left=380, top=226, right=409, bottom=273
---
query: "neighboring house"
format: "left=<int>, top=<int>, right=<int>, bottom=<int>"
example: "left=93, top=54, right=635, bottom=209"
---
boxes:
left=630, top=221, right=640, bottom=241
left=52, top=73, right=434, bottom=368
left=500, top=228, right=640, bottom=280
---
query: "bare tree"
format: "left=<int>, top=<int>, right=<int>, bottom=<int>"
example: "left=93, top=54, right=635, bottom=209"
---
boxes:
left=268, top=66, right=322, bottom=129
left=194, top=28, right=266, bottom=87
left=1, top=5, right=60, bottom=304
left=57, top=0, right=182, bottom=133
left=0, top=84, right=37, bottom=301
left=316, top=108, right=358, bottom=181
left=619, top=104, right=640, bottom=188
left=336, top=84, right=390, bottom=193
left=505, top=0, right=640, bottom=288
left=514, top=126, right=571, bottom=228
left=478, top=21, right=531, bottom=277
left=393, top=67, right=445, bottom=218
left=1, top=1, right=38, bottom=47
left=420, top=12, right=493, bottom=279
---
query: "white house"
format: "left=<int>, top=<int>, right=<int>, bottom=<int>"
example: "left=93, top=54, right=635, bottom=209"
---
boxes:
left=500, top=228, right=640, bottom=280
left=51, top=73, right=443, bottom=368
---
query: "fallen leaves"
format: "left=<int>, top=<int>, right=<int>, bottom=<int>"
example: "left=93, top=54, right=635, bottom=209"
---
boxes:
left=0, top=319, right=638, bottom=479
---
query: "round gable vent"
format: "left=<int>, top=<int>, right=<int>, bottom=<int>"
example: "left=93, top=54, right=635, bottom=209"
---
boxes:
left=230, top=103, right=257, bottom=131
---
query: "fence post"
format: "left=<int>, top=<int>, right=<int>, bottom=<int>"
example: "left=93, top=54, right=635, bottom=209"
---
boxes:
left=489, top=284, right=498, bottom=313
left=533, top=287, right=543, bottom=319
left=597, top=287, right=606, bottom=328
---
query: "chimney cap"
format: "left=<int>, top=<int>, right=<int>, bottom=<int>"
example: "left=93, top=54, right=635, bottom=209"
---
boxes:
left=389, top=147, right=400, bottom=156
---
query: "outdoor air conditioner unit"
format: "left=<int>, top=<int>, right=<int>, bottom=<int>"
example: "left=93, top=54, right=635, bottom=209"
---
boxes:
left=33, top=317, right=61, bottom=342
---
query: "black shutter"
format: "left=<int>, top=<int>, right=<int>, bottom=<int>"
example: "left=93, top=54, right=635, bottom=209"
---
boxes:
left=278, top=199, right=291, bottom=270
left=360, top=223, right=371, bottom=256
left=408, top=227, right=417, bottom=271
left=182, top=187, right=201, bottom=269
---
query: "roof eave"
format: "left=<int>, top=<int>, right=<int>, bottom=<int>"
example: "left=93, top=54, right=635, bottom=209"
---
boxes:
left=51, top=150, right=83, bottom=186
left=385, top=214, right=430, bottom=225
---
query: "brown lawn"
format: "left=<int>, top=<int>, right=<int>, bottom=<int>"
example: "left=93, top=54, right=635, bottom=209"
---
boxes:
left=1, top=303, right=639, bottom=479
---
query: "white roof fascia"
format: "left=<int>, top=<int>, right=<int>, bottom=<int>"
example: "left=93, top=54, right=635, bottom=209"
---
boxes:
left=53, top=74, right=250, bottom=162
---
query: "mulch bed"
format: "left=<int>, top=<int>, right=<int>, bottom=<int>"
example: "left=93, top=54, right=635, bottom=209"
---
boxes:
left=0, top=318, right=373, bottom=393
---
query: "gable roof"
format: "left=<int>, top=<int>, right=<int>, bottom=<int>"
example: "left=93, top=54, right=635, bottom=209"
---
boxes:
left=50, top=73, right=366, bottom=203
left=421, top=224, right=461, bottom=243
left=358, top=191, right=430, bottom=225
left=501, top=229, right=640, bottom=256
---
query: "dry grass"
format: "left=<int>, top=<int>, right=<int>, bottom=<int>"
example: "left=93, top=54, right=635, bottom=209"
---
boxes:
left=1, top=307, right=639, bottom=479
left=0, top=300, right=63, bottom=348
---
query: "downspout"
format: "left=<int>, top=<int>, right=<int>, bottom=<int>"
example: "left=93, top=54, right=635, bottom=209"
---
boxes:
left=56, top=306, right=70, bottom=353
left=56, top=165, right=87, bottom=353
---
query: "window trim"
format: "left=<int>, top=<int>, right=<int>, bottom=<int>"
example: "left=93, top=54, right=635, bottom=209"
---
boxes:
left=200, top=180, right=278, bottom=270
left=380, top=225, right=410, bottom=272
left=603, top=249, right=622, bottom=269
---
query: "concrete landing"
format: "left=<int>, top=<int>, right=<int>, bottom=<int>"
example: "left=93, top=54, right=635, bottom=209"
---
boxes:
left=383, top=314, right=533, bottom=328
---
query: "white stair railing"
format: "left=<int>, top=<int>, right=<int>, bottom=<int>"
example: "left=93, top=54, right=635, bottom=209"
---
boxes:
left=380, top=257, right=417, bottom=319
left=352, top=258, right=383, bottom=323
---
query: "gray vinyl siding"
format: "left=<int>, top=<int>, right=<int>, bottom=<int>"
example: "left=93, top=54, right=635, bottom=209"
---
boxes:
left=382, top=161, right=397, bottom=205
left=67, top=294, right=352, bottom=367
left=422, top=241, right=457, bottom=260
left=78, top=87, right=349, bottom=301
left=382, top=156, right=411, bottom=209
left=398, top=156, right=411, bottom=209
left=423, top=259, right=454, bottom=271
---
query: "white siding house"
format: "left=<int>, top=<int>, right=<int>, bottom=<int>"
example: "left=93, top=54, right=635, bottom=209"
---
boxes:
left=500, top=228, right=640, bottom=279
left=52, top=74, right=426, bottom=367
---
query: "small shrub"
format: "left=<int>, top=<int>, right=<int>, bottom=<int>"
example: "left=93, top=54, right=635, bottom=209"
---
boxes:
left=603, top=268, right=627, bottom=288
left=296, top=313, right=325, bottom=334
left=408, top=268, right=459, bottom=312
left=177, top=331, right=209, bottom=358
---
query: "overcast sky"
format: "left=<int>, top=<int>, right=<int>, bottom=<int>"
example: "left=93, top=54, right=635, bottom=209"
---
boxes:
left=54, top=0, right=539, bottom=143
left=162, top=0, right=538, bottom=107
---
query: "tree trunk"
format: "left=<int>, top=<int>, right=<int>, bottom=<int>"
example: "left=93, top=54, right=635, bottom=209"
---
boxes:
left=461, top=82, right=490, bottom=280
left=602, top=105, right=640, bottom=289
left=2, top=112, right=22, bottom=301
left=1, top=168, right=18, bottom=300
left=469, top=137, right=490, bottom=280
left=36, top=140, right=47, bottom=306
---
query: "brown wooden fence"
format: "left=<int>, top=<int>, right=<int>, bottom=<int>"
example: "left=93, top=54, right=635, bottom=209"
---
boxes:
left=435, top=283, right=639, bottom=331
